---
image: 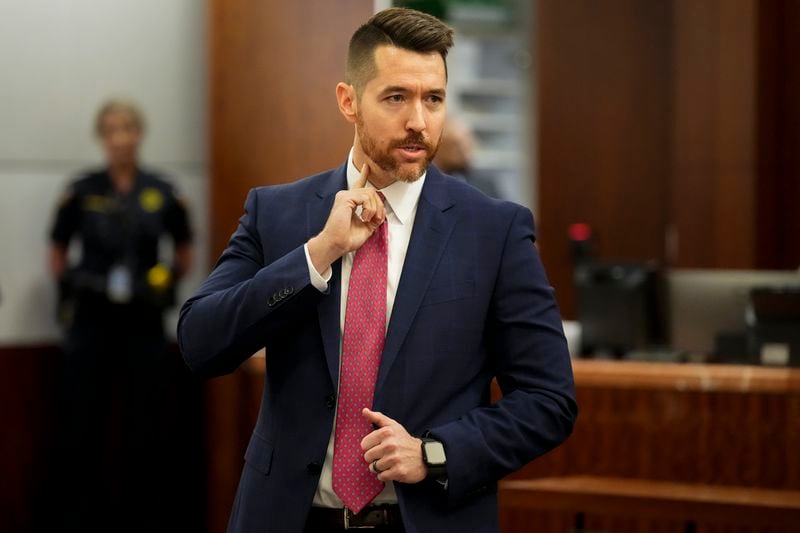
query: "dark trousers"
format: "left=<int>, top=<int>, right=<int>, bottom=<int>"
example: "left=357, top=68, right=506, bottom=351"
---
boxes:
left=56, top=299, right=169, bottom=533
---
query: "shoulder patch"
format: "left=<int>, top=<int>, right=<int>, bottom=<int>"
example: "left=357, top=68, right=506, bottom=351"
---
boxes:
left=139, top=187, right=165, bottom=212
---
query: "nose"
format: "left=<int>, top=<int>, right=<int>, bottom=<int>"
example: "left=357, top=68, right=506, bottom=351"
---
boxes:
left=107, top=128, right=130, bottom=145
left=405, top=100, right=426, bottom=133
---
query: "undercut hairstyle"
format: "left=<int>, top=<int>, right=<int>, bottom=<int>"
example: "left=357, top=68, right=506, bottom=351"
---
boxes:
left=346, top=7, right=454, bottom=95
left=94, top=98, right=146, bottom=137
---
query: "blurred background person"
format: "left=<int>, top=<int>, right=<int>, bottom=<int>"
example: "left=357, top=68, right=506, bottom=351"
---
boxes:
left=47, top=99, right=193, bottom=533
left=434, top=115, right=500, bottom=198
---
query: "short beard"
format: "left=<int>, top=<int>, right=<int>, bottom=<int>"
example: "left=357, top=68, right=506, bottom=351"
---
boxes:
left=356, top=113, right=439, bottom=183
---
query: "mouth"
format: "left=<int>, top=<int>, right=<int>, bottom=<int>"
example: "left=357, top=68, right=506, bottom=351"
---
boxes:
left=396, top=143, right=427, bottom=158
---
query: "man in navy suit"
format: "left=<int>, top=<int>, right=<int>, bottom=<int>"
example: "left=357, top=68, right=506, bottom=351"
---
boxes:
left=179, top=7, right=576, bottom=533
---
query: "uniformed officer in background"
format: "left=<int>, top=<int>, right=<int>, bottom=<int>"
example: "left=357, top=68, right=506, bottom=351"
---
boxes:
left=47, top=98, right=193, bottom=532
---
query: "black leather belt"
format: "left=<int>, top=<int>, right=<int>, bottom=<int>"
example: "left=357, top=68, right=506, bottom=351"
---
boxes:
left=306, top=504, right=403, bottom=530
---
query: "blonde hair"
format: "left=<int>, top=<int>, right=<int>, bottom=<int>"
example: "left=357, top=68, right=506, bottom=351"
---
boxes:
left=94, top=98, right=146, bottom=137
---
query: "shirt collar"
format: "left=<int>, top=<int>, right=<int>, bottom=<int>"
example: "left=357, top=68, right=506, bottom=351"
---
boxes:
left=346, top=148, right=425, bottom=226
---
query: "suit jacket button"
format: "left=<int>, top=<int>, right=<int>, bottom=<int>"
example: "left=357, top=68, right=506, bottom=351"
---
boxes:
left=325, top=394, right=336, bottom=409
left=306, top=461, right=322, bottom=475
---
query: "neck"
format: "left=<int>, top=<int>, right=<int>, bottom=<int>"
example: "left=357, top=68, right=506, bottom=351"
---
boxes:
left=351, top=135, right=395, bottom=190
left=109, top=163, right=136, bottom=194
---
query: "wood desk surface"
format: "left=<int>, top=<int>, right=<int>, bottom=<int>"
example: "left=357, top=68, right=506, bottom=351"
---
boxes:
left=571, top=359, right=800, bottom=393
left=247, top=354, right=800, bottom=393
left=500, top=476, right=800, bottom=527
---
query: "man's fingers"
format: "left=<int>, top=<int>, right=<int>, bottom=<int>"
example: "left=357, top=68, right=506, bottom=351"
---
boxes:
left=365, top=189, right=387, bottom=219
left=359, top=409, right=397, bottom=452
left=363, top=440, right=394, bottom=463
left=354, top=158, right=371, bottom=189
left=370, top=457, right=388, bottom=475
left=376, top=465, right=399, bottom=483
left=361, top=190, right=377, bottom=223
left=345, top=190, right=371, bottom=209
left=362, top=408, right=394, bottom=428
left=358, top=411, right=427, bottom=484
left=366, top=190, right=387, bottom=226
left=375, top=463, right=411, bottom=483
left=347, top=189, right=385, bottom=225
left=361, top=426, right=387, bottom=452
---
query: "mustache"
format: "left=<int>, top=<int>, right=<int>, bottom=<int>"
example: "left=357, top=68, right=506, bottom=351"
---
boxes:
left=388, top=133, right=433, bottom=151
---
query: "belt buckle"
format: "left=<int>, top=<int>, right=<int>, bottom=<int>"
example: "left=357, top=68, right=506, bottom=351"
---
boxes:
left=343, top=507, right=383, bottom=529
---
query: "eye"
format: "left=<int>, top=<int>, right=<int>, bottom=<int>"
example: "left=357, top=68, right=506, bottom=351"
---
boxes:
left=386, top=94, right=404, bottom=103
left=426, top=94, right=444, bottom=105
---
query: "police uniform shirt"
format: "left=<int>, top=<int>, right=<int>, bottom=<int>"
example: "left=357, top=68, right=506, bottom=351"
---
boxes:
left=50, top=168, right=192, bottom=280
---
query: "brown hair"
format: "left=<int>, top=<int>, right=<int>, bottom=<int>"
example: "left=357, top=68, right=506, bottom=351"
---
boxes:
left=94, top=98, right=145, bottom=137
left=346, top=7, right=454, bottom=94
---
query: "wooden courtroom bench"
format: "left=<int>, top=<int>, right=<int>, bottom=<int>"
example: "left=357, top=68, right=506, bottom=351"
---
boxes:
left=496, top=360, right=800, bottom=532
left=500, top=476, right=800, bottom=531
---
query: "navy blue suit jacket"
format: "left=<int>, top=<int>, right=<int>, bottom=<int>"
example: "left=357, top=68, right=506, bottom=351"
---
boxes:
left=178, top=162, right=577, bottom=533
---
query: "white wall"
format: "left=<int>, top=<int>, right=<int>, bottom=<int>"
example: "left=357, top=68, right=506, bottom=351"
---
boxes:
left=0, top=0, right=208, bottom=345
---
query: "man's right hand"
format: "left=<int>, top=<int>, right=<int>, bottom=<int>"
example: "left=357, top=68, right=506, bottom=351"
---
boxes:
left=307, top=159, right=386, bottom=274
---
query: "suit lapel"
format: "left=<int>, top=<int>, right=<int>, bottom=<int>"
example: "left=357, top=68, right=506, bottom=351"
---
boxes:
left=309, top=164, right=348, bottom=386
left=376, top=167, right=457, bottom=393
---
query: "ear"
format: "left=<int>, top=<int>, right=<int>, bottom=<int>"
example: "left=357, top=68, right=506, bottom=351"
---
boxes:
left=336, top=82, right=358, bottom=124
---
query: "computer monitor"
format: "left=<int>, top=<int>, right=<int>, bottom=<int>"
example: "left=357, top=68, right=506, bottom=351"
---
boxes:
left=575, top=262, right=662, bottom=356
left=667, top=269, right=800, bottom=358
left=749, top=287, right=800, bottom=366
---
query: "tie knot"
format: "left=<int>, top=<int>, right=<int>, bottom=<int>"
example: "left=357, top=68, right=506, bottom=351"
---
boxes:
left=376, top=190, right=386, bottom=202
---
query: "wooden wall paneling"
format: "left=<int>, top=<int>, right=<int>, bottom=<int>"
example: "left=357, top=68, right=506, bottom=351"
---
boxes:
left=206, top=1, right=373, bottom=531
left=209, top=0, right=369, bottom=257
left=499, top=508, right=574, bottom=533
left=536, top=0, right=672, bottom=318
left=715, top=0, right=758, bottom=268
left=0, top=346, right=60, bottom=532
left=669, top=0, right=718, bottom=268
left=513, top=364, right=800, bottom=490
left=201, top=375, right=242, bottom=533
left=536, top=0, right=799, bottom=319
left=756, top=0, right=800, bottom=269
left=777, top=0, right=800, bottom=269
left=698, top=525, right=785, bottom=533
left=500, top=361, right=800, bottom=533
left=582, top=516, right=687, bottom=533
left=669, top=0, right=759, bottom=269
left=200, top=360, right=266, bottom=533
left=756, top=0, right=782, bottom=270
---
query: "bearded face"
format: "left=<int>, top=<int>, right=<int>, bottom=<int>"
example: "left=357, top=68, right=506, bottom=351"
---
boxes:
left=356, top=111, right=441, bottom=183
left=342, top=46, right=447, bottom=185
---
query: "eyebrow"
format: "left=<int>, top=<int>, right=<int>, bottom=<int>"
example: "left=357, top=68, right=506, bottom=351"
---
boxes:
left=378, top=85, right=447, bottom=98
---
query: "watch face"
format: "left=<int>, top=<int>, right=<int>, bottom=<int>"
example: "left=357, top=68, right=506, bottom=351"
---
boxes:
left=425, top=441, right=446, bottom=465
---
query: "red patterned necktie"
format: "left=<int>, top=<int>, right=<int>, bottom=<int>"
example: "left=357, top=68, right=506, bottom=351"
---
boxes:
left=332, top=217, right=388, bottom=513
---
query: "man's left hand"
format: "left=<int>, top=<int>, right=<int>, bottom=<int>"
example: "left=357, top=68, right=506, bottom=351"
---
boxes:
left=360, top=408, right=426, bottom=484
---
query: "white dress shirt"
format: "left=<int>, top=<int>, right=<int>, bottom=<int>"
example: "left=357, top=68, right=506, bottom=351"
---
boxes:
left=303, top=149, right=425, bottom=508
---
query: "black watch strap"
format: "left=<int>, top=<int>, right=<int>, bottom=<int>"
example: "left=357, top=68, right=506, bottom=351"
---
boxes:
left=421, top=436, right=447, bottom=481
